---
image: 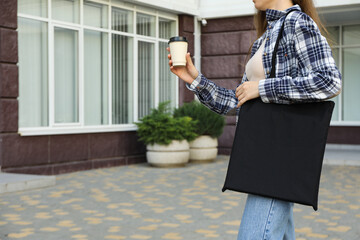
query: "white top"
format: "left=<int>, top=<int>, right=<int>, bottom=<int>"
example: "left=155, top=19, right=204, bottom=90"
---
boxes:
left=245, top=39, right=266, bottom=82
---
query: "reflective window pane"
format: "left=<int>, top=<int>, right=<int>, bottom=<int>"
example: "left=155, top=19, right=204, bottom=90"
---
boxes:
left=137, top=13, right=155, bottom=37
left=330, top=48, right=339, bottom=122
left=54, top=27, right=79, bottom=123
left=343, top=25, right=360, bottom=46
left=84, top=30, right=109, bottom=125
left=138, top=41, right=155, bottom=118
left=327, top=26, right=339, bottom=46
left=159, top=42, right=176, bottom=109
left=18, top=18, right=48, bottom=127
left=343, top=48, right=360, bottom=121
left=18, top=2, right=179, bottom=128
left=84, top=0, right=108, bottom=28
left=19, top=0, right=47, bottom=17
left=112, top=35, right=134, bottom=124
left=112, top=7, right=133, bottom=33
left=52, top=0, right=80, bottom=23
left=331, top=94, right=340, bottom=122
left=159, top=18, right=176, bottom=39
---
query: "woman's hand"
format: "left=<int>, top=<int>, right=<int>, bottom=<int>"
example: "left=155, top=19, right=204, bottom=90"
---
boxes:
left=167, top=48, right=199, bottom=85
left=236, top=80, right=260, bottom=107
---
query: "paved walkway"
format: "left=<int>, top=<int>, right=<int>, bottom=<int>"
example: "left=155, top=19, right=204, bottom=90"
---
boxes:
left=0, top=155, right=359, bottom=240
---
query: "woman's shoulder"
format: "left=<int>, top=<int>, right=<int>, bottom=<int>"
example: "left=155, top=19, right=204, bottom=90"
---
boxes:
left=286, top=10, right=313, bottom=23
left=284, top=10, right=320, bottom=36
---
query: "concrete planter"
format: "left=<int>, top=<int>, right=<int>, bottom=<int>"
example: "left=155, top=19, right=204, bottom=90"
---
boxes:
left=146, top=140, right=190, bottom=167
left=189, top=135, right=218, bottom=162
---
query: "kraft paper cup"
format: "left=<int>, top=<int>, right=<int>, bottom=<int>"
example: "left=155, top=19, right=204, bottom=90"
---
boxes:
left=168, top=36, right=188, bottom=67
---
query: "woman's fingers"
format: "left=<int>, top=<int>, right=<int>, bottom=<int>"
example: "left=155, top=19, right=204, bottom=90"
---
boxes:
left=236, top=85, right=243, bottom=98
left=237, top=92, right=246, bottom=107
left=236, top=83, right=248, bottom=107
left=186, top=53, right=192, bottom=64
left=236, top=81, right=260, bottom=107
left=237, top=97, right=248, bottom=107
left=168, top=54, right=171, bottom=60
left=168, top=60, right=177, bottom=73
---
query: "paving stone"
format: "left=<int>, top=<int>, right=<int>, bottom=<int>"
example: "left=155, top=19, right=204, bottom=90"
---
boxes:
left=0, top=156, right=359, bottom=239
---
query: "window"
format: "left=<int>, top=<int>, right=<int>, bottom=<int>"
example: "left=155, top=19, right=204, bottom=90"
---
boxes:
left=111, top=7, right=134, bottom=124
left=18, top=18, right=48, bottom=127
left=54, top=27, right=79, bottom=124
left=327, top=24, right=360, bottom=125
left=18, top=0, right=178, bottom=135
left=84, top=30, right=109, bottom=126
left=52, top=0, right=80, bottom=23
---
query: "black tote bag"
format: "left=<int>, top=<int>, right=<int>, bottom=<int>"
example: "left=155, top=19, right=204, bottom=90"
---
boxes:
left=222, top=10, right=335, bottom=211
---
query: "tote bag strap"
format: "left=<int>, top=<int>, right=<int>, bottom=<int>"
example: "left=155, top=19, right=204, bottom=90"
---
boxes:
left=270, top=9, right=299, bottom=78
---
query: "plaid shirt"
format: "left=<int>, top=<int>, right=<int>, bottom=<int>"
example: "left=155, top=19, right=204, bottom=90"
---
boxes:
left=186, top=5, right=342, bottom=115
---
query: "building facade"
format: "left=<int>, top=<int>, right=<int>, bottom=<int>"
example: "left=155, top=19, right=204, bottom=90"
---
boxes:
left=0, top=0, right=359, bottom=174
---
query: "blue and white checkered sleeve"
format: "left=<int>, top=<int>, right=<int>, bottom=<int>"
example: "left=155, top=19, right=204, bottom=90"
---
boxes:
left=259, top=13, right=342, bottom=103
left=186, top=73, right=238, bottom=115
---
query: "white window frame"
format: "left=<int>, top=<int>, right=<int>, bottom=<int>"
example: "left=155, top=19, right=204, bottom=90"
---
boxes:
left=328, top=24, right=360, bottom=126
left=18, top=0, right=179, bottom=136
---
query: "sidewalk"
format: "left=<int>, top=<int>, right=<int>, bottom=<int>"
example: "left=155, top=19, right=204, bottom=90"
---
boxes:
left=0, top=155, right=359, bottom=240
left=0, top=173, right=55, bottom=194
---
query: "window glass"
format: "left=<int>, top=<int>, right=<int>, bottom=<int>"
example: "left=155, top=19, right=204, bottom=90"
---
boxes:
left=84, top=30, right=109, bottom=125
left=159, top=42, right=177, bottom=109
left=137, top=13, right=156, bottom=37
left=343, top=25, right=360, bottom=46
left=52, top=0, right=80, bottom=23
left=330, top=48, right=340, bottom=122
left=112, top=35, right=134, bottom=124
left=84, top=0, right=108, bottom=28
left=18, top=0, right=47, bottom=17
left=18, top=18, right=48, bottom=127
left=54, top=27, right=79, bottom=123
left=327, top=26, right=339, bottom=46
left=159, top=18, right=176, bottom=39
left=343, top=48, right=360, bottom=121
left=18, top=2, right=178, bottom=130
left=331, top=95, right=340, bottom=122
left=138, top=41, right=155, bottom=118
left=112, top=7, right=133, bottom=33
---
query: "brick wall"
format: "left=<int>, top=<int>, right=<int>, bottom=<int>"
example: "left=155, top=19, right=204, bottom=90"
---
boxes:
left=0, top=0, right=146, bottom=175
left=0, top=0, right=19, bottom=171
left=200, top=16, right=257, bottom=154
left=328, top=127, right=360, bottom=145
left=1, top=132, right=146, bottom=175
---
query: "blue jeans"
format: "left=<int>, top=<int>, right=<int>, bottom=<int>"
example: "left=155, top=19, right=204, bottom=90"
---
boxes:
left=237, top=194, right=295, bottom=240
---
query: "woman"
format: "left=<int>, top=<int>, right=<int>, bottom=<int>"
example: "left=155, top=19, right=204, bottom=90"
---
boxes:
left=168, top=0, right=342, bottom=239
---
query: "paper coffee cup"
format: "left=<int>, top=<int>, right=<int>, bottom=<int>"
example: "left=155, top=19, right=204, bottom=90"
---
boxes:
left=168, top=36, right=188, bottom=67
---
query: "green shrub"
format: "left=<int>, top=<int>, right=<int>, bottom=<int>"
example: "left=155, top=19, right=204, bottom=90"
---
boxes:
left=135, top=101, right=198, bottom=145
left=173, top=101, right=225, bottom=138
